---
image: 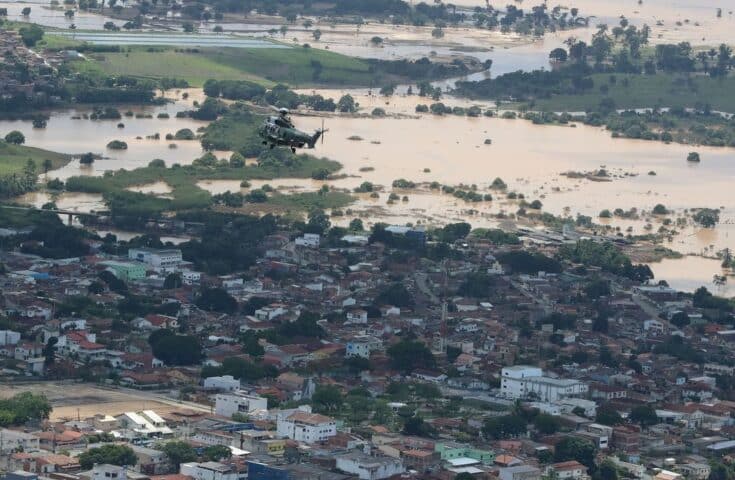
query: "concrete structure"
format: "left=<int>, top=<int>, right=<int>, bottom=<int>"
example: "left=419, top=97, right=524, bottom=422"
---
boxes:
left=181, top=462, right=244, bottom=480
left=204, top=375, right=240, bottom=392
left=215, top=391, right=268, bottom=418
left=499, top=465, right=542, bottom=480
left=0, top=330, right=21, bottom=346
left=335, top=453, right=404, bottom=480
left=545, top=461, right=588, bottom=480
left=128, top=247, right=183, bottom=272
left=345, top=335, right=382, bottom=358
left=101, top=261, right=146, bottom=283
left=434, top=442, right=494, bottom=464
left=276, top=411, right=336, bottom=443
left=116, top=410, right=173, bottom=438
left=501, top=366, right=587, bottom=402
left=0, top=429, right=40, bottom=454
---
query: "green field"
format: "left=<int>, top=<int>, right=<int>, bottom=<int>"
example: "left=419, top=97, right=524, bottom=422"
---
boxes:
left=64, top=155, right=347, bottom=216
left=0, top=142, right=71, bottom=176
left=71, top=45, right=379, bottom=88
left=532, top=73, right=735, bottom=112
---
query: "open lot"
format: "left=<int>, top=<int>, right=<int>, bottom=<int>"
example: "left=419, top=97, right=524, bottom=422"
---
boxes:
left=0, top=382, right=211, bottom=421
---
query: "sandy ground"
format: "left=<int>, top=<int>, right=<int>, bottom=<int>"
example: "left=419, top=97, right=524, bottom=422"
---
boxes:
left=0, top=382, right=211, bottom=421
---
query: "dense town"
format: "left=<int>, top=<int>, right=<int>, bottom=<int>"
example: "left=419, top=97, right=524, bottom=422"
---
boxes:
left=1, top=215, right=735, bottom=480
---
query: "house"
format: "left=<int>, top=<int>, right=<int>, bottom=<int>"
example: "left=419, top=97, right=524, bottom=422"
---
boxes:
left=346, top=309, right=368, bottom=324
left=501, top=366, right=587, bottom=402
left=131, top=444, right=168, bottom=475
left=545, top=461, right=588, bottom=480
left=0, top=429, right=40, bottom=454
left=116, top=411, right=173, bottom=438
left=0, top=330, right=21, bottom=345
left=345, top=335, right=382, bottom=358
left=204, top=375, right=240, bottom=392
left=128, top=248, right=183, bottom=272
left=180, top=462, right=244, bottom=480
left=499, top=465, right=542, bottom=480
left=276, top=411, right=336, bottom=443
left=214, top=391, right=268, bottom=418
left=101, top=261, right=147, bottom=282
left=335, top=453, right=404, bottom=480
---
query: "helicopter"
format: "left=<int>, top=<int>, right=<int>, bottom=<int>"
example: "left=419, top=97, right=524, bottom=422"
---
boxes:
left=259, top=107, right=327, bottom=153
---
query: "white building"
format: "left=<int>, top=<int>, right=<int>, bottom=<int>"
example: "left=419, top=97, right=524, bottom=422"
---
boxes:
left=276, top=411, right=336, bottom=443
left=180, top=462, right=244, bottom=480
left=0, top=330, right=21, bottom=346
left=215, top=391, right=268, bottom=418
left=0, top=429, right=39, bottom=454
left=501, top=366, right=587, bottom=402
left=336, top=453, right=404, bottom=480
left=346, top=309, right=368, bottom=324
left=345, top=335, right=383, bottom=358
left=115, top=410, right=173, bottom=438
left=128, top=247, right=183, bottom=272
left=295, top=233, right=320, bottom=248
left=204, top=375, right=240, bottom=392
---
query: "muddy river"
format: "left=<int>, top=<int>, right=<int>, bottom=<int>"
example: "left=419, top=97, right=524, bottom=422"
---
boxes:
left=4, top=1, right=735, bottom=295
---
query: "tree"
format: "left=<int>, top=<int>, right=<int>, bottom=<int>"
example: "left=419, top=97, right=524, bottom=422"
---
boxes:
left=0, top=392, right=52, bottom=425
left=312, top=385, right=343, bottom=413
left=709, top=464, right=731, bottom=480
left=693, top=209, right=720, bottom=228
left=387, top=340, right=435, bottom=373
left=195, top=287, right=237, bottom=313
left=403, top=416, right=436, bottom=437
left=549, top=47, right=568, bottom=62
left=595, top=404, right=623, bottom=425
left=43, top=337, right=58, bottom=365
left=163, top=273, right=182, bottom=289
left=687, top=151, right=701, bottom=162
left=21, top=7, right=31, bottom=15
left=652, top=204, right=668, bottom=215
left=78, top=444, right=137, bottom=470
left=670, top=311, right=690, bottom=328
left=313, top=29, right=322, bottom=41
left=533, top=413, right=560, bottom=434
left=598, top=461, right=619, bottom=480
left=554, top=437, right=596, bottom=469
left=161, top=441, right=197, bottom=469
left=5, top=131, right=25, bottom=145
left=148, top=330, right=202, bottom=366
left=79, top=152, right=95, bottom=165
left=629, top=405, right=658, bottom=428
left=19, top=24, right=44, bottom=46
left=482, top=414, right=527, bottom=439
left=338, top=94, right=357, bottom=113
left=203, top=445, right=232, bottom=462
left=42, top=159, right=53, bottom=174
left=349, top=218, right=364, bottom=231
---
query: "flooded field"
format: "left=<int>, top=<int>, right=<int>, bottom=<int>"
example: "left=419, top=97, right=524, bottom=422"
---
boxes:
left=0, top=1, right=119, bottom=30
left=2, top=91, right=207, bottom=180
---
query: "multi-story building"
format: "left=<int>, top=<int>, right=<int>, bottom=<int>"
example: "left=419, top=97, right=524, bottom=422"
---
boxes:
left=214, top=391, right=268, bottom=418
left=335, top=453, right=404, bottom=480
left=276, top=411, right=336, bottom=443
left=500, top=366, right=587, bottom=402
left=345, top=335, right=383, bottom=358
left=181, top=462, right=244, bottom=480
left=128, top=248, right=183, bottom=272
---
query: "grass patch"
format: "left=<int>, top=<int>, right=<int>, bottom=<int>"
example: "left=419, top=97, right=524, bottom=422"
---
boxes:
left=69, top=45, right=381, bottom=88
left=64, top=155, right=344, bottom=216
left=0, top=142, right=71, bottom=176
left=532, top=74, right=735, bottom=112
left=268, top=191, right=355, bottom=210
left=37, top=34, right=86, bottom=50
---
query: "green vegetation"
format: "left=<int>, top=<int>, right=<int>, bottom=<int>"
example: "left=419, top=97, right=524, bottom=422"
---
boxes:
left=0, top=141, right=70, bottom=177
left=0, top=392, right=52, bottom=427
left=559, top=240, right=654, bottom=281
left=148, top=329, right=203, bottom=366
left=530, top=74, right=735, bottom=112
left=78, top=444, right=137, bottom=470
